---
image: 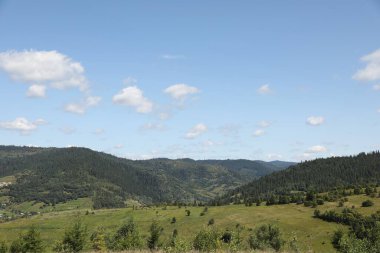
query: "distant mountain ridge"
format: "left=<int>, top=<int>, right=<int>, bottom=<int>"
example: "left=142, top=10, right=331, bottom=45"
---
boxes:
left=0, top=145, right=294, bottom=207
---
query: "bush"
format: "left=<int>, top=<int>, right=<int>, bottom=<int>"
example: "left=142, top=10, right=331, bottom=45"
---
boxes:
left=208, top=218, right=215, bottom=226
left=362, top=200, right=374, bottom=207
left=0, top=241, right=7, bottom=253
left=193, top=227, right=220, bottom=252
left=147, top=221, right=163, bottom=250
left=53, top=218, right=87, bottom=253
left=9, top=227, right=44, bottom=253
left=90, top=227, right=107, bottom=252
left=109, top=218, right=143, bottom=250
left=248, top=224, right=284, bottom=252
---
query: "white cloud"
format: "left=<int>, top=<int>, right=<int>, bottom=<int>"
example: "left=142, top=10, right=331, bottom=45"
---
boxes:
left=161, top=54, right=185, bottom=60
left=64, top=96, right=101, bottom=114
left=113, top=86, right=153, bottom=113
left=257, top=84, right=271, bottom=94
left=27, top=84, right=46, bottom=98
left=353, top=48, right=380, bottom=81
left=0, top=50, right=88, bottom=92
left=164, top=83, right=199, bottom=100
left=257, top=120, right=271, bottom=128
left=306, top=145, right=327, bottom=153
left=114, top=144, right=124, bottom=149
left=306, top=116, right=325, bottom=126
left=253, top=129, right=265, bottom=137
left=0, top=117, right=44, bottom=134
left=185, top=123, right=208, bottom=139
left=373, top=84, right=380, bottom=91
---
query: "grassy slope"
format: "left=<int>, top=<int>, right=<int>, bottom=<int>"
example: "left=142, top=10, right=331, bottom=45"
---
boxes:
left=0, top=193, right=378, bottom=252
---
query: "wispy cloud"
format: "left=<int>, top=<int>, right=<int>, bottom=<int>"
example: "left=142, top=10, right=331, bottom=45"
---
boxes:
left=257, top=84, right=272, bottom=94
left=185, top=123, right=208, bottom=139
left=65, top=96, right=101, bottom=114
left=161, top=54, right=185, bottom=60
left=306, top=145, right=327, bottom=153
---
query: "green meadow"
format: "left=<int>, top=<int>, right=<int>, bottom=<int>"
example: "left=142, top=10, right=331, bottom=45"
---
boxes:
left=0, top=193, right=379, bottom=252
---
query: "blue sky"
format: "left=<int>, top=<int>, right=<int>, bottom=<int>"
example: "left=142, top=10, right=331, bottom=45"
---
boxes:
left=0, top=0, right=379, bottom=161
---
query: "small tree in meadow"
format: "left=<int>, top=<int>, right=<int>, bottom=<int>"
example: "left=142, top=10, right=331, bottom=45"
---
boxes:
left=193, top=227, right=220, bottom=252
left=53, top=218, right=87, bottom=253
left=9, top=227, right=44, bottom=253
left=147, top=221, right=163, bottom=250
left=248, top=224, right=284, bottom=252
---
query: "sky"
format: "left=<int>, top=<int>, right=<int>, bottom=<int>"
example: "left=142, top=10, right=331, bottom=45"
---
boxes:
left=0, top=0, right=379, bottom=161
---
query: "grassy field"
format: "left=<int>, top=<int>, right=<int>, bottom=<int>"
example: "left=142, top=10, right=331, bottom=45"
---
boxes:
left=0, top=193, right=379, bottom=252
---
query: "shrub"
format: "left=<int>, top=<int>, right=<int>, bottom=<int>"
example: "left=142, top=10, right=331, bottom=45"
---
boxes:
left=53, top=218, right=87, bottom=253
left=193, top=227, right=220, bottom=252
left=208, top=218, right=215, bottom=226
left=248, top=224, right=284, bottom=252
left=90, top=227, right=107, bottom=252
left=147, top=221, right=163, bottom=250
left=0, top=241, right=7, bottom=253
left=109, top=218, right=143, bottom=250
left=9, top=227, right=44, bottom=253
left=362, top=200, right=374, bottom=207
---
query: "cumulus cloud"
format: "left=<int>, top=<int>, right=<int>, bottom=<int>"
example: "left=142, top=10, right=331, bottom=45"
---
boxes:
left=164, top=83, right=199, bottom=100
left=185, top=123, right=208, bottom=139
left=0, top=50, right=88, bottom=94
left=306, top=145, right=327, bottom=153
left=27, top=84, right=46, bottom=98
left=253, top=129, right=265, bottom=137
left=353, top=48, right=380, bottom=81
left=306, top=116, right=325, bottom=126
left=0, top=117, right=45, bottom=134
left=64, top=96, right=101, bottom=114
left=113, top=86, right=153, bottom=113
left=257, top=84, right=271, bottom=94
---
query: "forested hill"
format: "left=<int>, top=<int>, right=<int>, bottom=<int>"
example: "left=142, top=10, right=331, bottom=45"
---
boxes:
left=216, top=151, right=380, bottom=205
left=0, top=145, right=293, bottom=207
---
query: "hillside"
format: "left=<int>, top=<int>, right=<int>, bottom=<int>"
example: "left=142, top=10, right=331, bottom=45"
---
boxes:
left=217, top=151, right=380, bottom=204
left=0, top=145, right=292, bottom=207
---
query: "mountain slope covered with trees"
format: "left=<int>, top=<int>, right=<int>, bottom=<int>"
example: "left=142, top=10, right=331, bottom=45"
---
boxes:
left=216, top=151, right=380, bottom=204
left=0, top=145, right=293, bottom=207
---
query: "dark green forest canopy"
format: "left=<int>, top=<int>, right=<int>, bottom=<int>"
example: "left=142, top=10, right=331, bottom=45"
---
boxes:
left=217, top=151, right=380, bottom=204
